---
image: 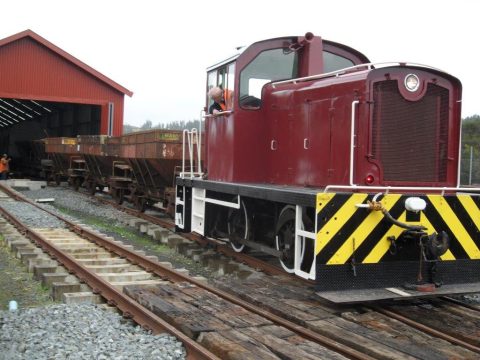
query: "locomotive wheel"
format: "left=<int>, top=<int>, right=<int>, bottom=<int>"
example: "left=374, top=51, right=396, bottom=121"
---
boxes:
left=275, top=205, right=307, bottom=273
left=227, top=200, right=249, bottom=253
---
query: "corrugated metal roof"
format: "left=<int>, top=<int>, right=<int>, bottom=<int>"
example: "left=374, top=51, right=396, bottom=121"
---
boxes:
left=0, top=29, right=133, bottom=97
left=0, top=99, right=54, bottom=128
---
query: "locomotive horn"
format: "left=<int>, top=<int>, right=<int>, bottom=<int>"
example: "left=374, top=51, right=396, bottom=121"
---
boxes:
left=289, top=33, right=315, bottom=52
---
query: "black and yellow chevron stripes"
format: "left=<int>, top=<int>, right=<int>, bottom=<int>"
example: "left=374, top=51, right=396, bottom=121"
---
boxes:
left=315, top=192, right=480, bottom=265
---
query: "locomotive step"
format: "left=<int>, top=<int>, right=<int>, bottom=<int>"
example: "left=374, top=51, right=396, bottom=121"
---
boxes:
left=317, top=283, right=480, bottom=303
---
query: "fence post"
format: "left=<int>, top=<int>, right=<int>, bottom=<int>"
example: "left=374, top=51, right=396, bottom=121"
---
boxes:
left=469, top=146, right=473, bottom=185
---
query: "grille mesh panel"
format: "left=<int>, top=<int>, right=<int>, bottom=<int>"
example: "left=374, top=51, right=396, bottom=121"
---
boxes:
left=372, top=81, right=449, bottom=182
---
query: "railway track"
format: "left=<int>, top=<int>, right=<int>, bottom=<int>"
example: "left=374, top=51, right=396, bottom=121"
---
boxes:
left=0, top=184, right=370, bottom=359
left=2, top=182, right=480, bottom=359
left=0, top=188, right=217, bottom=360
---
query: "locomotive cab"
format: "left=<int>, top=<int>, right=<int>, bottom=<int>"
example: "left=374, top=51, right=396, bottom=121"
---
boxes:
left=204, top=34, right=370, bottom=184
left=176, top=33, right=480, bottom=303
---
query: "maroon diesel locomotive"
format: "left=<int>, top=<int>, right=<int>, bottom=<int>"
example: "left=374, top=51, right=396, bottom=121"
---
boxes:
left=176, top=33, right=480, bottom=301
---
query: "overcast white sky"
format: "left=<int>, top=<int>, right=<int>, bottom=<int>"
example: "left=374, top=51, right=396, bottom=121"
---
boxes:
left=2, top=0, right=479, bottom=127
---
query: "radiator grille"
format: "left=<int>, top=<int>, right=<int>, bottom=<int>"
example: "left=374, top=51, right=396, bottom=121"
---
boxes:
left=372, top=81, right=449, bottom=182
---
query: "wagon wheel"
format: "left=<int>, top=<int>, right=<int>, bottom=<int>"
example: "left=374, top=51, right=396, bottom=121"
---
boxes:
left=227, top=200, right=250, bottom=253
left=88, top=181, right=97, bottom=195
left=135, top=196, right=147, bottom=212
left=73, top=177, right=82, bottom=191
left=141, top=198, right=147, bottom=212
left=111, top=188, right=124, bottom=205
left=115, top=188, right=124, bottom=205
left=275, top=205, right=309, bottom=273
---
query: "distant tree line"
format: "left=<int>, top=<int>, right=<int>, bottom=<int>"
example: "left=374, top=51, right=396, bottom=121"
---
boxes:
left=123, top=119, right=203, bottom=134
left=461, top=114, right=480, bottom=185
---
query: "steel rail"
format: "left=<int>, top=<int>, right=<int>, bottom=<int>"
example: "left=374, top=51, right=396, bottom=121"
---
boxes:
left=441, top=296, right=480, bottom=312
left=1, top=184, right=372, bottom=360
left=372, top=306, right=480, bottom=354
left=0, top=189, right=219, bottom=360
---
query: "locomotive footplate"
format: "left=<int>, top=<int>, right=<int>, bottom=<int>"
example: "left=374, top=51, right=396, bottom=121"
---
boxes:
left=316, top=282, right=480, bottom=303
left=314, top=259, right=480, bottom=303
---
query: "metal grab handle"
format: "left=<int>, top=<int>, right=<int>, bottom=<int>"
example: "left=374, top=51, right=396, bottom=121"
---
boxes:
left=350, top=100, right=360, bottom=186
left=303, top=138, right=309, bottom=150
left=203, top=110, right=233, bottom=118
left=271, top=140, right=277, bottom=150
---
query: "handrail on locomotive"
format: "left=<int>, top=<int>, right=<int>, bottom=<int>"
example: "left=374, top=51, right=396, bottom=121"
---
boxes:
left=181, top=128, right=202, bottom=179
left=271, top=61, right=452, bottom=88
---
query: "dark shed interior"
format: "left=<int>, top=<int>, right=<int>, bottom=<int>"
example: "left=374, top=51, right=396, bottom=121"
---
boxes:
left=0, top=99, right=101, bottom=176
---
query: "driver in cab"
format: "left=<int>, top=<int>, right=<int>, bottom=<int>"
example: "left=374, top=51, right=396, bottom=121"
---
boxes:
left=208, top=86, right=228, bottom=115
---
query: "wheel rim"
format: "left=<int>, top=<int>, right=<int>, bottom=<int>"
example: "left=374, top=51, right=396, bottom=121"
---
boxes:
left=275, top=206, right=305, bottom=273
left=227, top=200, right=248, bottom=253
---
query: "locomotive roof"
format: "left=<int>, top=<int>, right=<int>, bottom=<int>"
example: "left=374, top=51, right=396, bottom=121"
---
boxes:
left=206, top=35, right=370, bottom=71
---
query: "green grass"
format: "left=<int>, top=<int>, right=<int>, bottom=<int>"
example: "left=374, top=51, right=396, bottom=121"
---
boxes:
left=0, top=238, right=55, bottom=309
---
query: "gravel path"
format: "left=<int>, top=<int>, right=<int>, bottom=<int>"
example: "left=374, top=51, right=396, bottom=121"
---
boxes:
left=0, top=201, right=67, bottom=228
left=19, top=186, right=127, bottom=226
left=0, top=304, right=185, bottom=360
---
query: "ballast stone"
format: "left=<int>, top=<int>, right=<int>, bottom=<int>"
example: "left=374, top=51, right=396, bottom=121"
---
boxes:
left=0, top=304, right=185, bottom=359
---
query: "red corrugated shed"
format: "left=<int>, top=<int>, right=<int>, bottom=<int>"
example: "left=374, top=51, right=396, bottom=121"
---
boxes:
left=0, top=29, right=132, bottom=136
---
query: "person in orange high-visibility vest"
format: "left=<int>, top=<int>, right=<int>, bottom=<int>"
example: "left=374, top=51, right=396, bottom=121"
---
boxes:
left=0, top=154, right=8, bottom=180
left=208, top=87, right=227, bottom=114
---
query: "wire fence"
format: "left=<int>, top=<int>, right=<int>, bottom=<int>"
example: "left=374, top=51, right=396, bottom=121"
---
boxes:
left=460, top=145, right=480, bottom=186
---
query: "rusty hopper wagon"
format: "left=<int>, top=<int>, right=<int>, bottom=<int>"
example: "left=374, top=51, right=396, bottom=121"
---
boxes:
left=44, top=137, right=80, bottom=185
left=78, top=135, right=132, bottom=204
left=43, top=129, right=200, bottom=213
left=119, top=129, right=186, bottom=214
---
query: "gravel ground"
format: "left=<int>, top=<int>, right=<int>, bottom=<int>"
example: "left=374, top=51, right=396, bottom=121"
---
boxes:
left=0, top=304, right=185, bottom=360
left=19, top=186, right=126, bottom=226
left=0, top=201, right=68, bottom=228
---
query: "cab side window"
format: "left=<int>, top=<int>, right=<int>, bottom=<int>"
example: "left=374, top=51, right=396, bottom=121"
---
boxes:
left=239, top=48, right=298, bottom=109
left=322, top=51, right=355, bottom=73
left=206, top=62, right=236, bottom=111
